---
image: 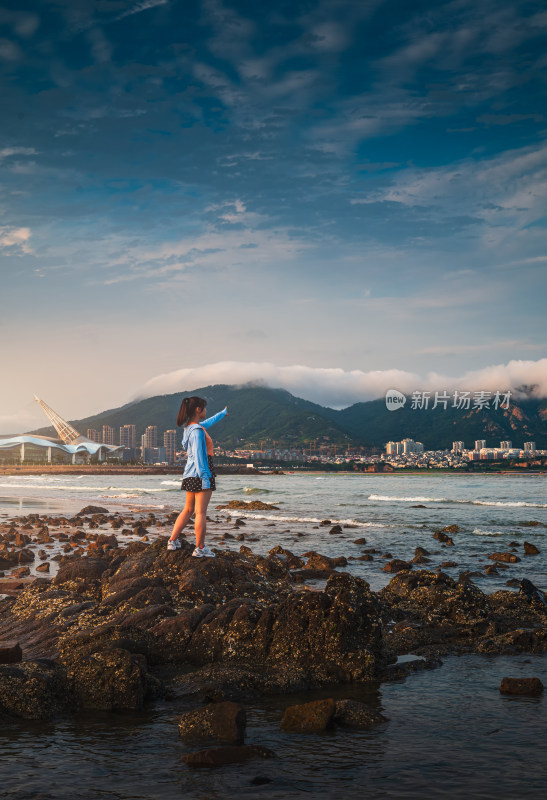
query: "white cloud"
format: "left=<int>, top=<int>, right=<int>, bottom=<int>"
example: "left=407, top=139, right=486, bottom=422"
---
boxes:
left=131, top=358, right=547, bottom=408
left=114, top=0, right=168, bottom=21
left=352, top=141, right=547, bottom=248
left=0, top=147, right=38, bottom=159
left=0, top=226, right=32, bottom=254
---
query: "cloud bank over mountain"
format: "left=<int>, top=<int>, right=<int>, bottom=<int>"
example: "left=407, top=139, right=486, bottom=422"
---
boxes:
left=132, top=358, right=547, bottom=409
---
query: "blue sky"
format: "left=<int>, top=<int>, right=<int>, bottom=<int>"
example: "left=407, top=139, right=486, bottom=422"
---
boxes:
left=1, top=0, right=546, bottom=432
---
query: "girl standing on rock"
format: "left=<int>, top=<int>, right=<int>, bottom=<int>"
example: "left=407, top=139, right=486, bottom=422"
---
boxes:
left=167, top=396, right=228, bottom=557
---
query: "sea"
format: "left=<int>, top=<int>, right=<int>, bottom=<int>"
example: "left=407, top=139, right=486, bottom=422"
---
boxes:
left=0, top=471, right=545, bottom=799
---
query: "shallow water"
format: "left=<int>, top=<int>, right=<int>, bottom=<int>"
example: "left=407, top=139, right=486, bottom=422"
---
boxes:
left=1, top=653, right=545, bottom=799
left=1, top=472, right=545, bottom=593
left=0, top=473, right=546, bottom=797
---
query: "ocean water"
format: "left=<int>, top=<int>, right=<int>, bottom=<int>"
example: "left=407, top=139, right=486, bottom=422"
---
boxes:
left=0, top=471, right=545, bottom=593
left=0, top=472, right=545, bottom=798
left=0, top=652, right=545, bottom=799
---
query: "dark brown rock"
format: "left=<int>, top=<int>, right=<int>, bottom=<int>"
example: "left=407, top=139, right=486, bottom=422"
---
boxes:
left=499, top=677, right=543, bottom=696
left=178, top=701, right=246, bottom=743
left=382, top=559, right=413, bottom=573
left=333, top=699, right=389, bottom=727
left=0, top=641, right=22, bottom=664
left=54, top=557, right=110, bottom=584
left=433, top=532, right=454, bottom=545
left=488, top=552, right=521, bottom=563
left=280, top=698, right=336, bottom=732
left=523, top=542, right=540, bottom=555
left=0, top=661, right=71, bottom=720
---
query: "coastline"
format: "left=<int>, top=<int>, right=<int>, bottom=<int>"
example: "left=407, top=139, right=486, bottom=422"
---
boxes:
left=0, top=464, right=544, bottom=477
left=0, top=497, right=545, bottom=795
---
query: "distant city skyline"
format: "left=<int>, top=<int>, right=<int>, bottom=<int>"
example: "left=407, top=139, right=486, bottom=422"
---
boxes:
left=1, top=0, right=546, bottom=434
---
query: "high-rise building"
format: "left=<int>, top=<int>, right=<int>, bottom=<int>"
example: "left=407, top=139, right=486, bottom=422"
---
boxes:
left=385, top=441, right=397, bottom=454
left=143, top=425, right=158, bottom=448
left=120, top=424, right=137, bottom=449
left=102, top=425, right=115, bottom=445
left=452, top=441, right=465, bottom=452
left=475, top=440, right=486, bottom=450
left=87, top=428, right=100, bottom=442
left=164, top=429, right=177, bottom=464
left=523, top=442, right=536, bottom=451
left=500, top=440, right=512, bottom=450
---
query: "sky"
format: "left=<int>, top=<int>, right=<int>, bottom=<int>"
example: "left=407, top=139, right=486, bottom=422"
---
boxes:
left=1, top=0, right=546, bottom=432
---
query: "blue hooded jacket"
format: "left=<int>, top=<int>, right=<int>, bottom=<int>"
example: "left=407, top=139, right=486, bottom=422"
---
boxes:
left=181, top=406, right=228, bottom=489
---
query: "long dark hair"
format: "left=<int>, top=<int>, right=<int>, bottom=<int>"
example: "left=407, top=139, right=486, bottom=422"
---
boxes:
left=177, top=395, right=207, bottom=427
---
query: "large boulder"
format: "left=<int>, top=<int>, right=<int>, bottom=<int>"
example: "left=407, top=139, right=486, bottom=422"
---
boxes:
left=54, top=557, right=110, bottom=584
left=0, top=660, right=71, bottom=720
left=280, top=698, right=336, bottom=732
left=178, top=701, right=246, bottom=743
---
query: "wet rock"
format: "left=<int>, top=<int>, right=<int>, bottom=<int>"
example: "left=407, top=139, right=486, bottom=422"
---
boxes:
left=358, top=554, right=374, bottom=561
left=280, top=698, right=336, bottom=732
left=439, top=525, right=460, bottom=534
left=0, top=641, right=22, bottom=664
left=410, top=504, right=427, bottom=508
left=488, top=552, right=521, bottom=563
left=11, top=566, right=30, bottom=578
left=0, top=660, right=71, bottom=720
left=78, top=506, right=109, bottom=515
left=64, top=647, right=152, bottom=711
left=17, top=549, right=35, bottom=564
left=433, top=532, right=454, bottom=545
left=303, top=551, right=347, bottom=570
left=439, top=562, right=458, bottom=569
left=183, top=744, right=274, bottom=767
left=414, top=547, right=431, bottom=557
left=382, top=559, right=413, bottom=573
left=329, top=525, right=343, bottom=535
left=499, top=677, right=543, bottom=696
left=36, top=563, right=50, bottom=573
left=353, top=538, right=367, bottom=545
left=54, top=557, right=110, bottom=584
left=518, top=578, right=547, bottom=607
left=215, top=501, right=280, bottom=511
left=268, top=546, right=304, bottom=569
left=178, top=701, right=246, bottom=743
left=333, top=699, right=389, bottom=728
left=477, top=628, right=547, bottom=654
left=484, top=565, right=499, bottom=575
left=523, top=542, right=540, bottom=555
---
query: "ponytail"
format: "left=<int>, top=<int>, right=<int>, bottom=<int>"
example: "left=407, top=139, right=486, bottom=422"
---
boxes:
left=177, top=395, right=207, bottom=427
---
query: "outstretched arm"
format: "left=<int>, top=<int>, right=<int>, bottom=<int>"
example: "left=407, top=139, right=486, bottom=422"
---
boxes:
left=190, top=427, right=212, bottom=489
left=200, top=406, right=228, bottom=430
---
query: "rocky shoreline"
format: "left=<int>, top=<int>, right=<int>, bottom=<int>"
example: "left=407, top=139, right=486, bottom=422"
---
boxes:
left=0, top=502, right=545, bottom=764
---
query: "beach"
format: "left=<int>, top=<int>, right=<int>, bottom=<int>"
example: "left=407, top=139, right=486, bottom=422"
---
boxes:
left=0, top=471, right=545, bottom=799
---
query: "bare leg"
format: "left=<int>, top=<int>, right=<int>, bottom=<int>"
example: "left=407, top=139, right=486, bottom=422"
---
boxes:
left=168, top=493, right=195, bottom=542
left=194, top=489, right=212, bottom=548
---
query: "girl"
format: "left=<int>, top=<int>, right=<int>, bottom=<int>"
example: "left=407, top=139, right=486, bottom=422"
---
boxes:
left=167, top=396, right=228, bottom=557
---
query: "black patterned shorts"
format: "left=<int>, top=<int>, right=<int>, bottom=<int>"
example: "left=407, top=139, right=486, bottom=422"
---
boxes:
left=181, top=455, right=216, bottom=492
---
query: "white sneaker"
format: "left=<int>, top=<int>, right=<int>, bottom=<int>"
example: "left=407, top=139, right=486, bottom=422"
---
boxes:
left=192, top=545, right=215, bottom=558
left=167, top=538, right=181, bottom=551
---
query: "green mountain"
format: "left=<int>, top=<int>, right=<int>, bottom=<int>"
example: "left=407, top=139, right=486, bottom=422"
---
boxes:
left=26, top=383, right=547, bottom=451
left=27, top=384, right=359, bottom=449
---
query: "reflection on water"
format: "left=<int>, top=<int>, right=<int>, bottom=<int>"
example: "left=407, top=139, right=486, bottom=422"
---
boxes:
left=1, top=653, right=545, bottom=799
